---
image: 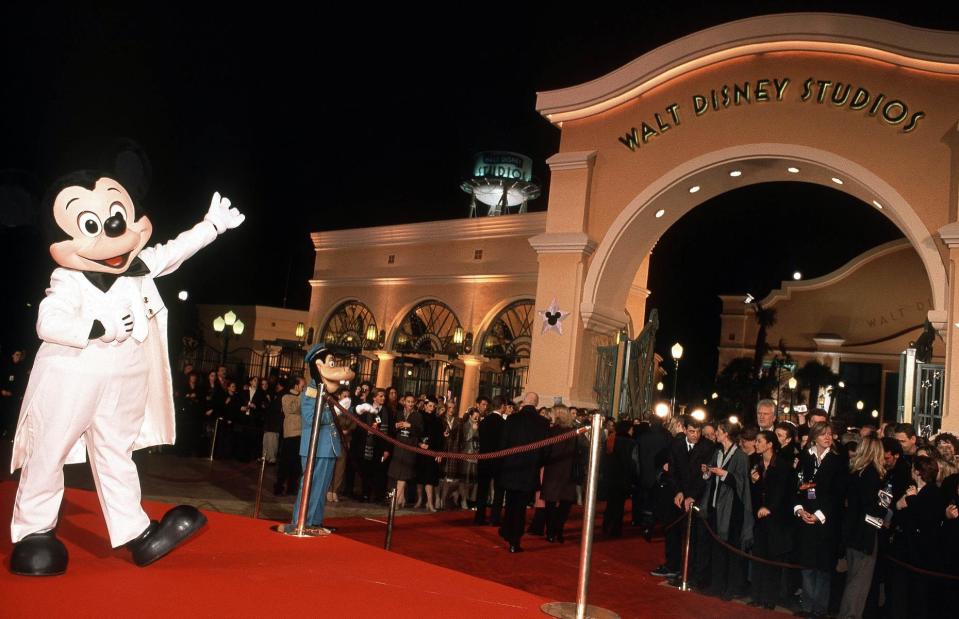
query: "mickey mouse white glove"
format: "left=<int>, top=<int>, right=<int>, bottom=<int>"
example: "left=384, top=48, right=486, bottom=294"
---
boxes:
left=203, top=192, right=245, bottom=234
left=98, top=304, right=135, bottom=343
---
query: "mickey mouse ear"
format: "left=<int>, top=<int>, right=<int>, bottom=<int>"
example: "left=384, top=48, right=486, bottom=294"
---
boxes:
left=109, top=138, right=152, bottom=201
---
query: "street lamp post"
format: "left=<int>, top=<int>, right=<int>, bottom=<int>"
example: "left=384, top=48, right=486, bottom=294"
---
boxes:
left=213, top=310, right=245, bottom=365
left=670, top=343, right=683, bottom=417
left=788, top=377, right=798, bottom=417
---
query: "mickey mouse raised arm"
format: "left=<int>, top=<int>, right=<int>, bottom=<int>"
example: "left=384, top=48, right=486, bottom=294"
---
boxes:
left=9, top=149, right=243, bottom=576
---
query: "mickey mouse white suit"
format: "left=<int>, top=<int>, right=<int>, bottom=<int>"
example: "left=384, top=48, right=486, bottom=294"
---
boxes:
left=10, top=196, right=242, bottom=548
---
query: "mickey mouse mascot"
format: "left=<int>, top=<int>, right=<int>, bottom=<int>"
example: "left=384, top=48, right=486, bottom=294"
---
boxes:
left=9, top=151, right=244, bottom=576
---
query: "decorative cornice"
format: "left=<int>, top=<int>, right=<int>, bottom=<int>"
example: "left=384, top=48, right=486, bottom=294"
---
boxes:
left=536, top=13, right=959, bottom=123
left=311, top=212, right=547, bottom=251
left=545, top=150, right=597, bottom=172
left=761, top=240, right=910, bottom=307
left=580, top=302, right=627, bottom=334
left=813, top=337, right=846, bottom=349
left=629, top=285, right=651, bottom=299
left=938, top=222, right=959, bottom=248
left=309, top=273, right=538, bottom=288
left=528, top=232, right=597, bottom=256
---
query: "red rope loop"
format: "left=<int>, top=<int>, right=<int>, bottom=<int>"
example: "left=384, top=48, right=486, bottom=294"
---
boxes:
left=696, top=510, right=804, bottom=570
left=326, top=396, right=588, bottom=460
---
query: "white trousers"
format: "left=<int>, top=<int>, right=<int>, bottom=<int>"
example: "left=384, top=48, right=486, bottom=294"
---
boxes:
left=11, top=339, right=151, bottom=547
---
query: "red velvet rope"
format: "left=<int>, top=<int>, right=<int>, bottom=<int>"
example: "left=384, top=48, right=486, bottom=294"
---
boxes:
left=325, top=396, right=588, bottom=460
left=694, top=508, right=959, bottom=579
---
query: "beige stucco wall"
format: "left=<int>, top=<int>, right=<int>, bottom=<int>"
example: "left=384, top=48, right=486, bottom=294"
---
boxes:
left=718, top=240, right=945, bottom=375
left=196, top=304, right=309, bottom=351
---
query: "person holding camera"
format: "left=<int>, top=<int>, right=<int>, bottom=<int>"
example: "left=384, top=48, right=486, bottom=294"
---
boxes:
left=838, top=435, right=887, bottom=619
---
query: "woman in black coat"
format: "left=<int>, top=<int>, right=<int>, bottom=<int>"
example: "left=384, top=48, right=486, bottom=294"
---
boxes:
left=749, top=430, right=796, bottom=610
left=793, top=422, right=845, bottom=618
left=414, top=397, right=444, bottom=511
left=387, top=393, right=423, bottom=508
left=838, top=436, right=887, bottom=619
left=540, top=406, right=578, bottom=542
left=889, top=456, right=944, bottom=619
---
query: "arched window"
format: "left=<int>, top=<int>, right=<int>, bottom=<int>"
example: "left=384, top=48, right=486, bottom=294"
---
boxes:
left=320, top=301, right=378, bottom=353
left=478, top=300, right=535, bottom=402
left=480, top=300, right=534, bottom=360
left=392, top=301, right=462, bottom=354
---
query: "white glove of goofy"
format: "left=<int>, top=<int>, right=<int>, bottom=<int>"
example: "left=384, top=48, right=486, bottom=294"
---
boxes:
left=9, top=159, right=244, bottom=577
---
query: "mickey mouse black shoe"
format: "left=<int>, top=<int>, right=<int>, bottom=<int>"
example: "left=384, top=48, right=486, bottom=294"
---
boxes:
left=10, top=530, right=68, bottom=576
left=126, top=505, right=207, bottom=567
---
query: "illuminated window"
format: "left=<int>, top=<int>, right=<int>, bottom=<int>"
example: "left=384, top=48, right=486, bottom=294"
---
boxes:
left=481, top=300, right=535, bottom=360
left=474, top=249, right=483, bottom=260
left=320, top=301, right=377, bottom=353
left=387, top=254, right=396, bottom=264
left=392, top=301, right=462, bottom=354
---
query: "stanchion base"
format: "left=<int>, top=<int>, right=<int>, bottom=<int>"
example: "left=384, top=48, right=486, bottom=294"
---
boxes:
left=272, top=524, right=332, bottom=538
left=541, top=602, right=620, bottom=619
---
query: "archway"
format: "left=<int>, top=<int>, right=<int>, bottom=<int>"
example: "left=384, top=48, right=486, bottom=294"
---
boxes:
left=524, top=14, right=959, bottom=433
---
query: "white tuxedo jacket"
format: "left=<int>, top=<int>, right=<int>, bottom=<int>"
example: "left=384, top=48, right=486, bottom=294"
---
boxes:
left=11, top=220, right=219, bottom=472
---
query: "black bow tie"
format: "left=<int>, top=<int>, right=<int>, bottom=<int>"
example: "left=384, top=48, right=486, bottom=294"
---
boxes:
left=82, top=257, right=151, bottom=292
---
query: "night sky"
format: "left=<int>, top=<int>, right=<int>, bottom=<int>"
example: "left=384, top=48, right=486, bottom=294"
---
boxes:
left=2, top=3, right=958, bottom=401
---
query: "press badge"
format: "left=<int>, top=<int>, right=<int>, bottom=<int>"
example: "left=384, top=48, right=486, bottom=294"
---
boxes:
left=807, top=487, right=817, bottom=500
left=305, top=386, right=318, bottom=398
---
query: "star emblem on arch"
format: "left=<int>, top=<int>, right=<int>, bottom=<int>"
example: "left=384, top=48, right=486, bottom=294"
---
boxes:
left=538, top=298, right=570, bottom=335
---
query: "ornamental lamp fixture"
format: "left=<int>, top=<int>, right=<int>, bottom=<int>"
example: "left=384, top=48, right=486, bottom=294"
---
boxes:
left=232, top=320, right=245, bottom=335
left=295, top=321, right=305, bottom=339
left=453, top=327, right=465, bottom=345
left=856, top=400, right=864, bottom=411
left=366, top=324, right=378, bottom=343
left=671, top=342, right=684, bottom=360
left=213, top=316, right=226, bottom=333
left=654, top=402, right=670, bottom=418
left=224, top=310, right=237, bottom=327
left=788, top=377, right=798, bottom=390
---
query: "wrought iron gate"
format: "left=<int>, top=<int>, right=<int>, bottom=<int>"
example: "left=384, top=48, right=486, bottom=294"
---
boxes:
left=593, top=310, right=660, bottom=419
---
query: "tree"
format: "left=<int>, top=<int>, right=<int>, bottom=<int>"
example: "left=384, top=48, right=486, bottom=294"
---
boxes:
left=794, top=360, right=840, bottom=412
left=714, top=357, right=756, bottom=418
left=751, top=303, right=778, bottom=376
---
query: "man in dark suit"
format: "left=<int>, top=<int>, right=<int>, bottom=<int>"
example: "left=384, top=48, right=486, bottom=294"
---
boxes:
left=474, top=395, right=504, bottom=525
left=651, top=417, right=714, bottom=580
left=497, top=392, right=549, bottom=552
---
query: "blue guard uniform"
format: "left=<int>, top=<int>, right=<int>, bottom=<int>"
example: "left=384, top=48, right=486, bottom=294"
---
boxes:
left=290, top=344, right=342, bottom=528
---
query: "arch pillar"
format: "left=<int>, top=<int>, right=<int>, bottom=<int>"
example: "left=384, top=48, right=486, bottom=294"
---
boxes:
left=459, top=355, right=485, bottom=414
left=373, top=351, right=395, bottom=389
left=937, top=223, right=959, bottom=433
left=527, top=150, right=619, bottom=407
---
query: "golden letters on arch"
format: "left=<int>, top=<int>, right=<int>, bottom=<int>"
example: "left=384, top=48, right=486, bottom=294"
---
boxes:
left=619, top=77, right=925, bottom=151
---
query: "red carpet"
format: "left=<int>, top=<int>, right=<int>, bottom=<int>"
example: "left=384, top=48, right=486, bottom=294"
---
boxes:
left=0, top=482, right=548, bottom=618
left=326, top=505, right=778, bottom=619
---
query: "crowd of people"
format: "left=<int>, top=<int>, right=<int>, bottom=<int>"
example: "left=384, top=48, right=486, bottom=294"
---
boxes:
left=641, top=400, right=959, bottom=619
left=31, top=358, right=959, bottom=617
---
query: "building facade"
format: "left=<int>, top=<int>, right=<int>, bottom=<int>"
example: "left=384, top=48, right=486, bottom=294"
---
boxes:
left=719, top=240, right=945, bottom=419
left=307, top=15, right=959, bottom=432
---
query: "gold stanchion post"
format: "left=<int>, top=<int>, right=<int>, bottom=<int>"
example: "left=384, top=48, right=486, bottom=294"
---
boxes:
left=252, top=456, right=267, bottom=519
left=679, top=502, right=697, bottom=591
left=208, top=417, right=221, bottom=461
left=273, top=380, right=328, bottom=538
left=384, top=488, right=398, bottom=550
left=541, top=413, right=620, bottom=619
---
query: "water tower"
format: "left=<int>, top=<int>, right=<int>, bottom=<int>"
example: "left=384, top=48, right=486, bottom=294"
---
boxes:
left=461, top=151, right=540, bottom=217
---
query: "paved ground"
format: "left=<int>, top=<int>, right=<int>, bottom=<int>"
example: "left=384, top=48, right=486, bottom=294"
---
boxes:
left=0, top=440, right=443, bottom=524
